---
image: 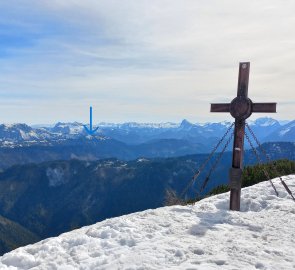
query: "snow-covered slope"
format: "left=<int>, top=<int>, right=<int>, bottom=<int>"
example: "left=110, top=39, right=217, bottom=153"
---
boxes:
left=1, top=176, right=295, bottom=270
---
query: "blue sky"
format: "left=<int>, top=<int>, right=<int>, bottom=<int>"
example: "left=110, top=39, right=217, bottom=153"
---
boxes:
left=0, top=0, right=294, bottom=124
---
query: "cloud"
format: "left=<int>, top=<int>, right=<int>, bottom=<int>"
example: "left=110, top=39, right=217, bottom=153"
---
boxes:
left=0, top=0, right=294, bottom=123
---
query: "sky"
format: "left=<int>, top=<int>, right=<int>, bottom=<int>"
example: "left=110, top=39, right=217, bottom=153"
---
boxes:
left=0, top=0, right=294, bottom=124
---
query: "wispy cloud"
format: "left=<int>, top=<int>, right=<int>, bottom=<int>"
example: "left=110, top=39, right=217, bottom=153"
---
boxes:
left=0, top=0, right=294, bottom=124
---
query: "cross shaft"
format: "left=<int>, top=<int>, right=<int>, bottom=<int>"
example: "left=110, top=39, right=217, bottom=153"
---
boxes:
left=210, top=62, right=276, bottom=211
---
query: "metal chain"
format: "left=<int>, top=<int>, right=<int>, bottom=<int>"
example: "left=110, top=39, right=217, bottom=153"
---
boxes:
left=245, top=123, right=270, bottom=162
left=200, top=130, right=234, bottom=193
left=179, top=122, right=235, bottom=200
left=244, top=130, right=279, bottom=196
left=246, top=123, right=295, bottom=201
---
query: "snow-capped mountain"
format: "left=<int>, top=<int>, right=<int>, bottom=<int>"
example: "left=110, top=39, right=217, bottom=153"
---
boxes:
left=0, top=123, right=103, bottom=148
left=47, top=117, right=294, bottom=145
left=93, top=117, right=292, bottom=145
left=246, top=117, right=281, bottom=140
left=0, top=117, right=293, bottom=149
left=265, top=120, right=295, bottom=142
left=0, top=175, right=294, bottom=269
left=98, top=121, right=180, bottom=129
left=0, top=124, right=54, bottom=147
left=50, top=122, right=85, bottom=135
left=249, top=117, right=280, bottom=127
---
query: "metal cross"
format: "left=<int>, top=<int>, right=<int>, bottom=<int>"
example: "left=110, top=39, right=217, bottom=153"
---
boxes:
left=210, top=62, right=276, bottom=211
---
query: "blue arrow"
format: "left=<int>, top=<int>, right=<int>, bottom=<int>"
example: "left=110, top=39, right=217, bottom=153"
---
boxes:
left=84, top=106, right=99, bottom=135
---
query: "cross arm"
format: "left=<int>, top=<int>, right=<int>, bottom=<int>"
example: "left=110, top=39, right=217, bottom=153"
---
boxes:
left=210, top=103, right=230, bottom=112
left=252, top=103, right=276, bottom=113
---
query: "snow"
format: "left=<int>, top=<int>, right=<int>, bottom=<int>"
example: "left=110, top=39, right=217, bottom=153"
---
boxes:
left=137, top=158, right=149, bottom=163
left=97, top=122, right=180, bottom=129
left=46, top=168, right=68, bottom=187
left=279, top=128, right=290, bottom=136
left=251, top=117, right=279, bottom=127
left=220, top=121, right=232, bottom=127
left=19, top=130, right=39, bottom=140
left=1, top=176, right=295, bottom=270
left=200, top=121, right=232, bottom=128
left=53, top=122, right=84, bottom=135
left=278, top=120, right=291, bottom=126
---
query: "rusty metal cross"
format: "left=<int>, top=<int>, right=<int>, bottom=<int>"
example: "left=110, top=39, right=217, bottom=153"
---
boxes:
left=210, top=62, right=276, bottom=211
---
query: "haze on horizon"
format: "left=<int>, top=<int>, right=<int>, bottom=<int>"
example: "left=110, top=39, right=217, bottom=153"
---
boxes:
left=0, top=0, right=294, bottom=125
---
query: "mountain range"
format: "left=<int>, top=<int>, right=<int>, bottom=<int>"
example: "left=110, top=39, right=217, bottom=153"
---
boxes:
left=1, top=117, right=293, bottom=148
left=0, top=118, right=293, bottom=170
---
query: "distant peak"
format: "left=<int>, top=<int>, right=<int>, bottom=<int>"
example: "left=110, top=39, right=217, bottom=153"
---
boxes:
left=180, top=119, right=193, bottom=128
left=54, top=122, right=82, bottom=127
left=0, top=123, right=31, bottom=130
left=252, top=117, right=279, bottom=127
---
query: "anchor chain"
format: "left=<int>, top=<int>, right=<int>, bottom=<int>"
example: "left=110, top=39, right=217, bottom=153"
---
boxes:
left=200, top=131, right=234, bottom=193
left=244, top=130, right=279, bottom=196
left=179, top=122, right=235, bottom=200
left=246, top=123, right=295, bottom=201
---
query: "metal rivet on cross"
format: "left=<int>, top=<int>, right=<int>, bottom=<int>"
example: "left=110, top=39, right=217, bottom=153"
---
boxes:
left=210, top=62, right=276, bottom=211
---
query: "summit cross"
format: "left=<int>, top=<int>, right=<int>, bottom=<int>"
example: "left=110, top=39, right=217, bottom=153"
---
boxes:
left=210, top=62, right=276, bottom=211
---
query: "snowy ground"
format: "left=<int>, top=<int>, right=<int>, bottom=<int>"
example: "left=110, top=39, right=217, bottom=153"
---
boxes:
left=0, top=176, right=294, bottom=270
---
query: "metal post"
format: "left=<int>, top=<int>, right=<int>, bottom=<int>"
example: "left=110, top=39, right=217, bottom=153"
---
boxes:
left=229, top=62, right=250, bottom=211
left=209, top=61, right=276, bottom=211
left=230, top=119, right=245, bottom=210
